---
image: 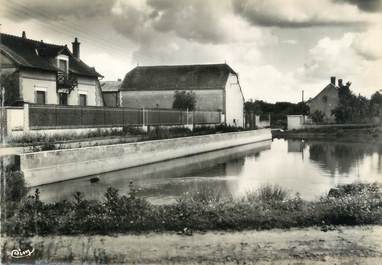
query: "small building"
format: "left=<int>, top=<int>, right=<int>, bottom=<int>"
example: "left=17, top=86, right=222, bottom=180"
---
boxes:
left=101, top=80, right=122, bottom=107
left=287, top=115, right=311, bottom=130
left=307, top=76, right=341, bottom=123
left=119, top=63, right=245, bottom=127
left=0, top=32, right=103, bottom=106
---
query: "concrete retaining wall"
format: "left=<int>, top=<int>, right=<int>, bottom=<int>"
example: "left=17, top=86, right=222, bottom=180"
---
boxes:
left=20, top=129, right=271, bottom=186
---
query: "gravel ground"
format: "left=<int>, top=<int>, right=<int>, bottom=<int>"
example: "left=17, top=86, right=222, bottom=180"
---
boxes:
left=2, top=226, right=382, bottom=264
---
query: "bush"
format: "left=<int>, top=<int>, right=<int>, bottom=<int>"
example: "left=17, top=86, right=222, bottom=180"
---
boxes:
left=1, top=170, right=27, bottom=221
left=256, top=184, right=289, bottom=203
left=5, top=183, right=381, bottom=236
left=309, top=110, right=325, bottom=123
left=122, top=126, right=145, bottom=135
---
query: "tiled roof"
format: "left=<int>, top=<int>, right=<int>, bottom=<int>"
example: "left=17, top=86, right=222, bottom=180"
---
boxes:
left=120, top=64, right=237, bottom=91
left=307, top=83, right=338, bottom=104
left=101, top=81, right=122, bottom=92
left=0, top=33, right=101, bottom=77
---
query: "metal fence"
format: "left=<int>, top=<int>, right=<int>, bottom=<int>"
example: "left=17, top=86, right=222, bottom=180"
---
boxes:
left=28, top=104, right=221, bottom=129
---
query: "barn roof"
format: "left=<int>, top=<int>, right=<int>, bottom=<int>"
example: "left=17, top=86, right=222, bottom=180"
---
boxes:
left=0, top=33, right=102, bottom=78
left=120, top=63, right=237, bottom=91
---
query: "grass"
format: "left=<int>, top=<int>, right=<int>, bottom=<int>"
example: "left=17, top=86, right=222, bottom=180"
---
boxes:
left=275, top=126, right=382, bottom=143
left=7, top=125, right=252, bottom=151
left=8, top=128, right=128, bottom=145
left=2, top=172, right=382, bottom=236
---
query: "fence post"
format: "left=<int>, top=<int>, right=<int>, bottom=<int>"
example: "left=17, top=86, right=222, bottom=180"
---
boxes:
left=54, top=104, right=57, bottom=128
left=141, top=108, right=148, bottom=132
left=103, top=107, right=106, bottom=127
left=121, top=107, right=125, bottom=127
left=80, top=106, right=83, bottom=127
left=185, top=108, right=193, bottom=131
left=23, top=103, right=30, bottom=132
left=268, top=113, right=271, bottom=127
left=0, top=107, right=6, bottom=141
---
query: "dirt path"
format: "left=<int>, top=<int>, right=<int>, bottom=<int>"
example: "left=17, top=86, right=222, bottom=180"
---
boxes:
left=2, top=226, right=382, bottom=264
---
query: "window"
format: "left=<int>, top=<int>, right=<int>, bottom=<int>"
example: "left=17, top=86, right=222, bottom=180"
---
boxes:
left=59, top=93, right=68, bottom=105
left=58, top=59, right=68, bottom=73
left=79, top=94, right=87, bottom=106
left=36, top=91, right=46, bottom=104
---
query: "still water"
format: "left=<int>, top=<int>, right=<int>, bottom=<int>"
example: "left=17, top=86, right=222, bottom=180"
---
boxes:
left=35, top=139, right=382, bottom=203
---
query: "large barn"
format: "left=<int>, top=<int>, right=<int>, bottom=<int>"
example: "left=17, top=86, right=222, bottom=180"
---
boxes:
left=119, top=63, right=245, bottom=127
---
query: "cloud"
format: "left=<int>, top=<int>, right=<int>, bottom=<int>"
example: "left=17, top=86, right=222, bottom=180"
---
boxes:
left=334, top=0, right=382, bottom=12
left=297, top=33, right=363, bottom=83
left=233, top=0, right=368, bottom=28
left=352, top=28, right=382, bottom=60
left=2, top=0, right=116, bottom=21
left=111, top=0, right=229, bottom=44
left=1, top=0, right=381, bottom=103
left=111, top=0, right=273, bottom=45
left=297, top=32, right=382, bottom=97
left=283, top=39, right=298, bottom=45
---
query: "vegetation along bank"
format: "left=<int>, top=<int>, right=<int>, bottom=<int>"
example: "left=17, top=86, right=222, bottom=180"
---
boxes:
left=1, top=170, right=382, bottom=236
left=273, top=125, right=382, bottom=143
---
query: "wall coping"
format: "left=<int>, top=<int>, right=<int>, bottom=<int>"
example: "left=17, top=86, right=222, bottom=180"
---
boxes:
left=21, top=129, right=270, bottom=156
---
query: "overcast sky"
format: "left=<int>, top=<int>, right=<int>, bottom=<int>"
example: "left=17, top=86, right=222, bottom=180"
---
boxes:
left=1, top=0, right=382, bottom=102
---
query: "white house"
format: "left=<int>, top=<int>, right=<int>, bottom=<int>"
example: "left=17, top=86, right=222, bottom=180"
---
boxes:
left=119, top=63, right=245, bottom=127
left=0, top=31, right=103, bottom=106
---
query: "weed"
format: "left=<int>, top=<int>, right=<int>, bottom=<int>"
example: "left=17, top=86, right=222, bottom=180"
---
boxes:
left=3, top=182, right=382, bottom=236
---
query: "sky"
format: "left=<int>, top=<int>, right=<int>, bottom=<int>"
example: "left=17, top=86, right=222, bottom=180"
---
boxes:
left=0, top=0, right=382, bottom=103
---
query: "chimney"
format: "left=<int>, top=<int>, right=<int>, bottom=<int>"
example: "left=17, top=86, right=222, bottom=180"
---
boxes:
left=338, top=79, right=343, bottom=87
left=72, top=37, right=80, bottom=59
left=330, top=76, right=336, bottom=85
left=22, top=31, right=26, bottom=38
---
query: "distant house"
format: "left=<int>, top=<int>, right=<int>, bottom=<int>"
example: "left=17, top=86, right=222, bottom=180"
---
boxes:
left=101, top=80, right=122, bottom=107
left=0, top=32, right=103, bottom=106
left=119, top=63, right=245, bottom=126
left=307, top=76, right=341, bottom=123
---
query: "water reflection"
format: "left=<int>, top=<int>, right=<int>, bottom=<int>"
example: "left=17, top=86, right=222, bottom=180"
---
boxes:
left=287, top=140, right=305, bottom=153
left=33, top=139, right=382, bottom=204
left=309, top=142, right=382, bottom=176
left=34, top=141, right=271, bottom=204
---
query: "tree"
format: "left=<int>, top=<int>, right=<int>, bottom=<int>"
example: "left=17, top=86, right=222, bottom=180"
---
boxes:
left=244, top=100, right=309, bottom=128
left=331, top=82, right=371, bottom=123
left=370, top=91, right=382, bottom=118
left=371, top=91, right=382, bottom=105
left=0, top=72, right=20, bottom=106
left=309, top=110, right=325, bottom=123
left=172, top=91, right=196, bottom=111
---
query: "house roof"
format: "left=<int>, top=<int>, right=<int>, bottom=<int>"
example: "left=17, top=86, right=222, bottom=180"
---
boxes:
left=0, top=33, right=102, bottom=78
left=307, top=83, right=338, bottom=104
left=101, top=81, right=122, bottom=92
left=120, top=63, right=237, bottom=91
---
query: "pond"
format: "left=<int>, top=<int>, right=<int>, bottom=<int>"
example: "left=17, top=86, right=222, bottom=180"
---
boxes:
left=35, top=138, right=382, bottom=203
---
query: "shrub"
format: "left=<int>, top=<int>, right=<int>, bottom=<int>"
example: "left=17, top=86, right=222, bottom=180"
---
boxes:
left=309, top=110, right=325, bottom=123
left=177, top=185, right=232, bottom=205
left=5, top=183, right=382, bottom=236
left=1, top=170, right=27, bottom=220
left=256, top=184, right=289, bottom=203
